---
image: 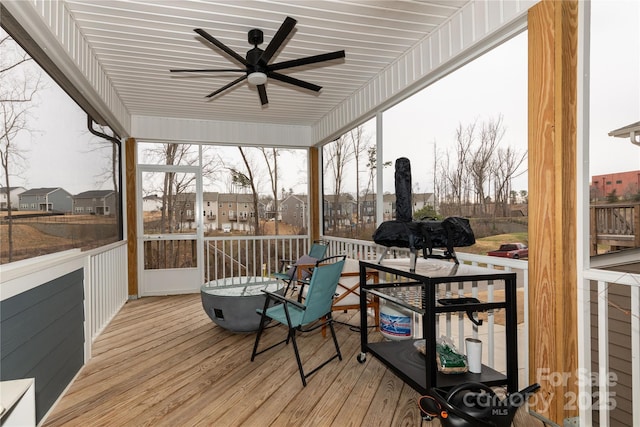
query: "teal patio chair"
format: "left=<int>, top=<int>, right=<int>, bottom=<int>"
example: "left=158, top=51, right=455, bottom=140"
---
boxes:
left=272, top=240, right=328, bottom=297
left=251, top=255, right=346, bottom=386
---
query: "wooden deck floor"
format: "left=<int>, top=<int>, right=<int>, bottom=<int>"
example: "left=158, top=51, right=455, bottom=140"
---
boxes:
left=42, top=294, right=543, bottom=427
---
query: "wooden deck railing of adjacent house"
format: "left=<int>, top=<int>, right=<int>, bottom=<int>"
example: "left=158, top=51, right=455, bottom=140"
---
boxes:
left=591, top=202, right=640, bottom=254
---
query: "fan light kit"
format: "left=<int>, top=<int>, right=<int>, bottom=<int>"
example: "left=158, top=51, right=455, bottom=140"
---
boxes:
left=247, top=72, right=267, bottom=86
left=170, top=16, right=345, bottom=106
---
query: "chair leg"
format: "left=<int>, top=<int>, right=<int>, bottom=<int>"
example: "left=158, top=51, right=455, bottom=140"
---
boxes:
left=282, top=280, right=291, bottom=297
left=251, top=311, right=269, bottom=361
left=321, top=314, right=328, bottom=338
left=328, top=318, right=343, bottom=362
left=288, top=327, right=307, bottom=387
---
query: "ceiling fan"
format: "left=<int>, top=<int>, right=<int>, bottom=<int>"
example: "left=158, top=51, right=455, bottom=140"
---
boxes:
left=170, top=16, right=346, bottom=106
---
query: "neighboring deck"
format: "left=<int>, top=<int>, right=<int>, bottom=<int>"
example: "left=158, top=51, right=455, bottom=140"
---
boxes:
left=42, top=294, right=542, bottom=427
left=591, top=202, right=640, bottom=254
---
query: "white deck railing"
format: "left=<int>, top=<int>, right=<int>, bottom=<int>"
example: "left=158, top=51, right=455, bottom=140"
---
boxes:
left=84, top=241, right=128, bottom=347
left=204, top=235, right=311, bottom=281
left=580, top=268, right=640, bottom=427
left=1, top=241, right=129, bottom=361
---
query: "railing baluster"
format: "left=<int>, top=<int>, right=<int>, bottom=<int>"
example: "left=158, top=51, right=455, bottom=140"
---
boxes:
left=598, top=280, right=610, bottom=427
left=632, top=285, right=640, bottom=427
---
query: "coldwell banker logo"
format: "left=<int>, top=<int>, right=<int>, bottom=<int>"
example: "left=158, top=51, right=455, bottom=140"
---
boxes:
left=533, top=368, right=618, bottom=412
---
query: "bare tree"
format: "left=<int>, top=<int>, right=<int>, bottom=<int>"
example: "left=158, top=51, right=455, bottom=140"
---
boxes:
left=161, top=144, right=183, bottom=233
left=442, top=121, right=475, bottom=210
left=347, top=125, right=371, bottom=233
left=364, top=145, right=391, bottom=196
left=324, top=134, right=354, bottom=231
left=493, top=146, right=527, bottom=217
left=1, top=33, right=42, bottom=262
left=141, top=143, right=222, bottom=233
left=235, top=147, right=260, bottom=234
left=467, top=116, right=504, bottom=215
left=259, top=147, right=280, bottom=234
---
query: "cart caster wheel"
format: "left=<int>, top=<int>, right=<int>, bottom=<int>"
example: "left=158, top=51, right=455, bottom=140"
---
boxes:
left=357, top=353, right=366, bottom=363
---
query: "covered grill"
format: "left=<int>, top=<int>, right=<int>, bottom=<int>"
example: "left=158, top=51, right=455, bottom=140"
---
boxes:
left=372, top=157, right=475, bottom=271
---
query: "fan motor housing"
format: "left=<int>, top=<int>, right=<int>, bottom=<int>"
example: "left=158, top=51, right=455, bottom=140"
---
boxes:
left=246, top=47, right=264, bottom=68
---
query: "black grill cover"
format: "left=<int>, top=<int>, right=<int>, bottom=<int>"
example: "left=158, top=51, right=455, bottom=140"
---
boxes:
left=372, top=157, right=475, bottom=260
left=373, top=216, right=475, bottom=253
left=395, top=157, right=412, bottom=222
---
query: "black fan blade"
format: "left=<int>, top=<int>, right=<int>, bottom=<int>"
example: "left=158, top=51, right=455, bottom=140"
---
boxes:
left=194, top=28, right=248, bottom=66
left=269, top=50, right=345, bottom=72
left=257, top=84, right=268, bottom=105
left=205, top=75, right=247, bottom=98
left=268, top=72, right=321, bottom=92
left=170, top=69, right=246, bottom=73
left=260, top=16, right=297, bottom=64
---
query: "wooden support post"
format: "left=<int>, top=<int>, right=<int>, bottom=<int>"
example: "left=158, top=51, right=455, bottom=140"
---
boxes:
left=125, top=137, right=138, bottom=297
left=528, top=0, right=579, bottom=423
left=309, top=147, right=321, bottom=243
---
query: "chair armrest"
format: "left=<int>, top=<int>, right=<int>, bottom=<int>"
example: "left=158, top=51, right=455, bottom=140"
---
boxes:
left=295, top=263, right=316, bottom=284
left=278, top=259, right=295, bottom=272
left=262, top=290, right=306, bottom=310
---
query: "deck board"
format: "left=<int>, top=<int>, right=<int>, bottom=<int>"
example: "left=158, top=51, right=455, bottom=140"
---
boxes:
left=42, top=294, right=542, bottom=427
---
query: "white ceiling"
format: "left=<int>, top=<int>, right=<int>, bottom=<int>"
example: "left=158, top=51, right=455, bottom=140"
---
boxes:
left=3, top=0, right=534, bottom=144
left=59, top=0, right=468, bottom=126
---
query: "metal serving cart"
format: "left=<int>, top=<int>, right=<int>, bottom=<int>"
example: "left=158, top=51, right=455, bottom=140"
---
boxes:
left=356, top=258, right=519, bottom=394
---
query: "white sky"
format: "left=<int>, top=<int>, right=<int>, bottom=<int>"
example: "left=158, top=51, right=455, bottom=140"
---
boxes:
left=378, top=30, right=528, bottom=194
left=7, top=0, right=639, bottom=197
left=588, top=0, right=640, bottom=176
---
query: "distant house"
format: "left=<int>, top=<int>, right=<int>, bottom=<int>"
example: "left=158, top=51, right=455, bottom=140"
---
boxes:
left=0, top=186, right=26, bottom=210
left=280, top=194, right=307, bottom=229
left=217, top=193, right=236, bottom=231
left=382, top=193, right=395, bottom=221
left=323, top=194, right=356, bottom=230
left=216, top=193, right=258, bottom=232
left=173, top=193, right=196, bottom=231
left=412, top=192, right=436, bottom=215
left=203, top=192, right=219, bottom=232
left=260, top=197, right=280, bottom=221
left=73, top=190, right=117, bottom=215
left=142, top=194, right=162, bottom=211
left=235, top=194, right=255, bottom=231
left=18, top=187, right=73, bottom=213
